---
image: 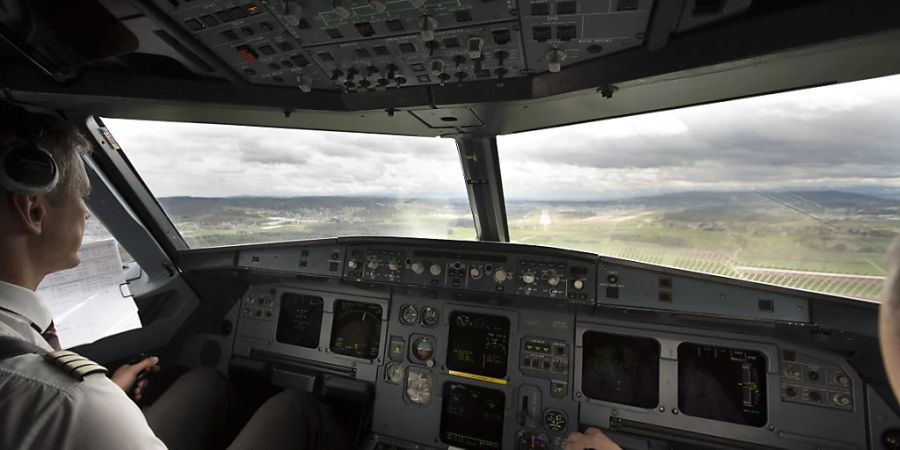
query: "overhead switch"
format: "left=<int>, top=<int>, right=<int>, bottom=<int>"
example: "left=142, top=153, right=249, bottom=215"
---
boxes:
left=333, top=0, right=353, bottom=18
left=368, top=0, right=387, bottom=13
left=283, top=0, right=303, bottom=26
left=418, top=15, right=439, bottom=41
left=467, top=36, right=484, bottom=59
left=296, top=74, right=313, bottom=93
left=430, top=59, right=445, bottom=76
left=545, top=48, right=567, bottom=73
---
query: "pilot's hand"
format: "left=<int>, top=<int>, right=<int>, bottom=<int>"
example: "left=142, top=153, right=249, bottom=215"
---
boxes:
left=111, top=356, right=160, bottom=401
left=565, top=427, right=622, bottom=450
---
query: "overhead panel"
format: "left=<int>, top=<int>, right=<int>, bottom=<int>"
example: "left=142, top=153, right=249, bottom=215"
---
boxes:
left=518, top=0, right=654, bottom=73
left=147, top=0, right=757, bottom=93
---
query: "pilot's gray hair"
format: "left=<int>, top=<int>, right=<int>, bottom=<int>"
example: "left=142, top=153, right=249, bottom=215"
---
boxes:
left=0, top=111, right=91, bottom=204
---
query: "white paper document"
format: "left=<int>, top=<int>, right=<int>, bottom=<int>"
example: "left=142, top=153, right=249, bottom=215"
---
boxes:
left=36, top=239, right=142, bottom=349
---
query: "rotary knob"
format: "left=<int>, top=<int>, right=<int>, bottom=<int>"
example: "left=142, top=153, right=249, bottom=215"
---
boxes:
left=522, top=271, right=536, bottom=284
left=347, top=260, right=359, bottom=269
left=388, top=260, right=400, bottom=271
left=834, top=393, right=851, bottom=407
left=547, top=272, right=560, bottom=286
left=470, top=267, right=483, bottom=280
left=367, top=259, right=379, bottom=270
left=573, top=279, right=584, bottom=290
left=429, top=264, right=442, bottom=276
left=493, top=268, right=508, bottom=283
left=411, top=262, right=425, bottom=274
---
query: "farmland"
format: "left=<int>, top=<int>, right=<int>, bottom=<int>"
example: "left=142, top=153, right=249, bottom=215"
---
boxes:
left=153, top=190, right=898, bottom=301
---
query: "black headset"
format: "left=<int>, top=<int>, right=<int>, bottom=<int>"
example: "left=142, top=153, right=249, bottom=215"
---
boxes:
left=0, top=101, right=59, bottom=196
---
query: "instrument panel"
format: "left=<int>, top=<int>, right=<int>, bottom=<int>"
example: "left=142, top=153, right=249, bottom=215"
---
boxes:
left=220, top=237, right=884, bottom=449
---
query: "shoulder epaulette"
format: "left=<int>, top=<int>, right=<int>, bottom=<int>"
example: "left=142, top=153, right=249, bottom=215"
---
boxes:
left=43, top=350, right=108, bottom=380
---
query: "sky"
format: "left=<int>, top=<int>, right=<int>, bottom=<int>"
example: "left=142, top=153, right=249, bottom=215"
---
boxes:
left=103, top=74, right=900, bottom=201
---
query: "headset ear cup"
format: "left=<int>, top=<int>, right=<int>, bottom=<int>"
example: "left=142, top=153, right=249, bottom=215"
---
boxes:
left=0, top=142, right=60, bottom=196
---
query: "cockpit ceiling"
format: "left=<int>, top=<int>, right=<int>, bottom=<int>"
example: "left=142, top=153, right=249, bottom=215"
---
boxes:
left=2, top=0, right=900, bottom=135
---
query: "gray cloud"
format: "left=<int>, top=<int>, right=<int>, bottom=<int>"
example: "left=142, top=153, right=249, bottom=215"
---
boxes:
left=104, top=74, right=900, bottom=201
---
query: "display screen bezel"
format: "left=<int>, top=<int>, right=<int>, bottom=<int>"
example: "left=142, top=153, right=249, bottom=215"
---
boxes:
left=275, top=293, right=324, bottom=349
left=329, top=299, right=384, bottom=360
left=446, top=311, right=511, bottom=380
left=581, top=330, right=661, bottom=408
left=677, top=342, right=768, bottom=427
left=439, top=381, right=505, bottom=450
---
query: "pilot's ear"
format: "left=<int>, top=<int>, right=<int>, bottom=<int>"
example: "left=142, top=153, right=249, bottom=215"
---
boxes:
left=9, top=193, right=46, bottom=235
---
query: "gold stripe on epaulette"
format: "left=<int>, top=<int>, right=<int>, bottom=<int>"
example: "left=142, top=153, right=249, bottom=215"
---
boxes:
left=44, top=350, right=108, bottom=380
left=72, top=364, right=107, bottom=378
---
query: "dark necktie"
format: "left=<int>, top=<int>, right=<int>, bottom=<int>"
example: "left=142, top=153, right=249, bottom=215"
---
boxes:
left=41, top=321, right=62, bottom=351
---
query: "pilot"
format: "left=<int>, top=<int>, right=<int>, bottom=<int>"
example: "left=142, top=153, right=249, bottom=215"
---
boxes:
left=0, top=103, right=347, bottom=449
left=880, top=240, right=900, bottom=400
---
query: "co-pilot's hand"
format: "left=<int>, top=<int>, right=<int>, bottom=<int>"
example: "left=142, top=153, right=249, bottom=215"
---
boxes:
left=111, top=356, right=160, bottom=401
left=565, top=427, right=622, bottom=450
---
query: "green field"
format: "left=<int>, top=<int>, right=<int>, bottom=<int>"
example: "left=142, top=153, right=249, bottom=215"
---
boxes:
left=155, top=191, right=898, bottom=301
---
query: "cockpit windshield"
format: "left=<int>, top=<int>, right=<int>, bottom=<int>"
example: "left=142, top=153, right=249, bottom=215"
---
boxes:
left=103, top=119, right=476, bottom=247
left=498, top=74, right=900, bottom=302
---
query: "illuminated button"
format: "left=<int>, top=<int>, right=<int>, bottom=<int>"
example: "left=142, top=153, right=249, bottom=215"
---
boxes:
left=429, top=264, right=442, bottom=276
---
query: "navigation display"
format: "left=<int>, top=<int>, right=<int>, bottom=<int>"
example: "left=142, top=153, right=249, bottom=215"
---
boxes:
left=447, top=311, right=510, bottom=379
left=330, top=300, right=383, bottom=359
left=678, top=343, right=767, bottom=427
left=581, top=331, right=660, bottom=408
left=275, top=293, right=324, bottom=348
left=440, top=382, right=505, bottom=450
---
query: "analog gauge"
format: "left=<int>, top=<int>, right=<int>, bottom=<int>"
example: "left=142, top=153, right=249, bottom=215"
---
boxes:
left=406, top=367, right=432, bottom=405
left=413, top=337, right=434, bottom=361
left=516, top=432, right=548, bottom=450
left=399, top=304, right=418, bottom=326
left=544, top=409, right=567, bottom=432
left=385, top=363, right=403, bottom=384
left=421, top=306, right=440, bottom=327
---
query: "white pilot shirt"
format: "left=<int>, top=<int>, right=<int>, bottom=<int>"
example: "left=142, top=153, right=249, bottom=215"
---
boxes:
left=0, top=280, right=167, bottom=450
